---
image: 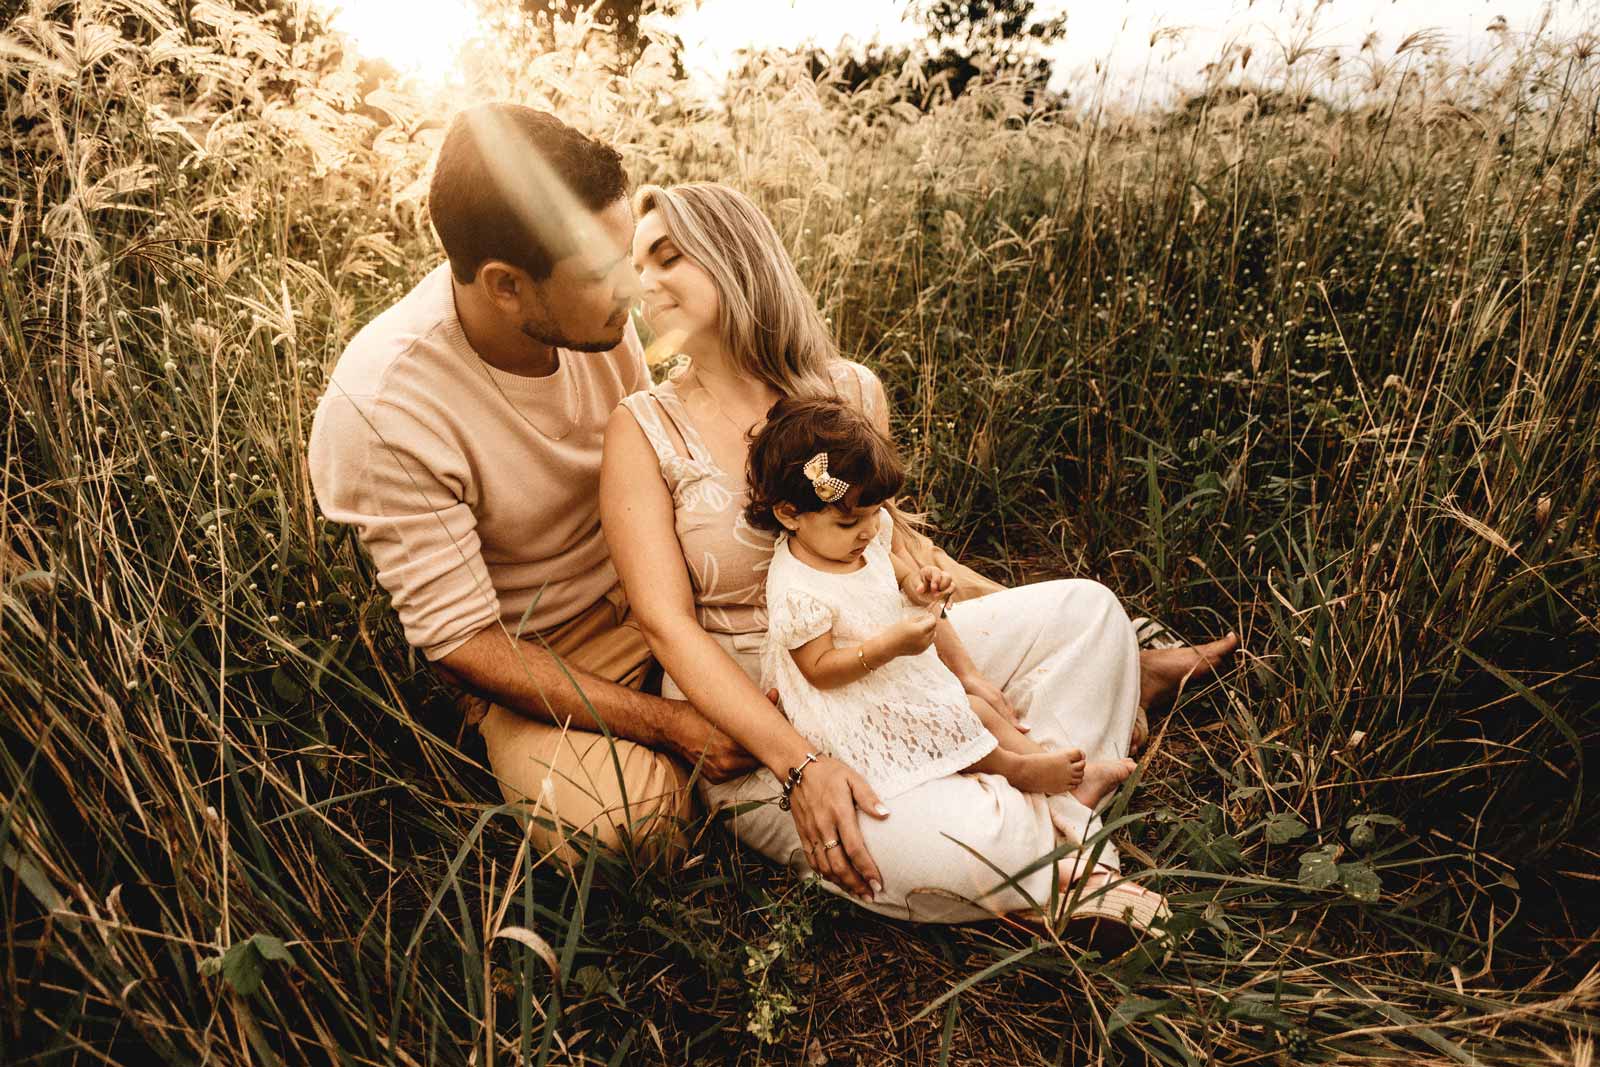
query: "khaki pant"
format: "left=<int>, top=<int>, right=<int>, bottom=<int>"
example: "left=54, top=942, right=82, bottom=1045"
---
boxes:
left=461, top=585, right=694, bottom=867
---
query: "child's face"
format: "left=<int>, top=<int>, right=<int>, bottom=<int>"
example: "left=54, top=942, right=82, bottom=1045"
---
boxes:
left=787, top=502, right=882, bottom=564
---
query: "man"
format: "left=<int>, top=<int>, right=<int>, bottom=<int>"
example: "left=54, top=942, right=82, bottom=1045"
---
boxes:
left=309, top=103, right=755, bottom=863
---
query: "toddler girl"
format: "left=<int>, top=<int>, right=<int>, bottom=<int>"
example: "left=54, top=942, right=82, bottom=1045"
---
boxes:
left=746, top=396, right=1136, bottom=806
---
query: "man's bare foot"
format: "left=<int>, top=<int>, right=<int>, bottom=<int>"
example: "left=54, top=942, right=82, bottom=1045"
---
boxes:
left=1071, top=758, right=1137, bottom=808
left=993, top=748, right=1086, bottom=795
left=1138, top=633, right=1240, bottom=711
left=1130, top=706, right=1150, bottom=755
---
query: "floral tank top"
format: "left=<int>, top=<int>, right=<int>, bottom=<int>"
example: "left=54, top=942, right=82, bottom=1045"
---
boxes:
left=616, top=361, right=881, bottom=638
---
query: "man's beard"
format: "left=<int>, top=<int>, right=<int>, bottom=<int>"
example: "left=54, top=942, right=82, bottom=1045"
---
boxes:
left=520, top=317, right=622, bottom=354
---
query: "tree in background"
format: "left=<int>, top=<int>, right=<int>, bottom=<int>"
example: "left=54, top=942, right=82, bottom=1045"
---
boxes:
left=807, top=0, right=1068, bottom=107
left=518, top=0, right=645, bottom=52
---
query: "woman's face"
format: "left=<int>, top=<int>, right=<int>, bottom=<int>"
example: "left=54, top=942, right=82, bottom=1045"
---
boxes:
left=632, top=209, right=721, bottom=355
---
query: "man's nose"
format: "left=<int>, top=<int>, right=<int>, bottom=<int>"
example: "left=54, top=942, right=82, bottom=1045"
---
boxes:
left=619, top=262, right=646, bottom=302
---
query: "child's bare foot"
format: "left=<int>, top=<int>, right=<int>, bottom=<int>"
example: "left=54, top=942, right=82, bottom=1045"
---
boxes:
left=996, top=748, right=1085, bottom=796
left=1071, top=758, right=1137, bottom=808
left=1138, top=633, right=1240, bottom=711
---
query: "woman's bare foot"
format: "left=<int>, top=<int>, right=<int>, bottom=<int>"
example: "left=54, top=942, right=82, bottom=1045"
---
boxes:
left=1138, top=633, right=1240, bottom=711
left=989, top=748, right=1086, bottom=795
left=1071, top=758, right=1136, bottom=808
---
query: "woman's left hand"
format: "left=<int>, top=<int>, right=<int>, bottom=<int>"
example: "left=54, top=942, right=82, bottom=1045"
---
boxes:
left=959, top=671, right=1026, bottom=732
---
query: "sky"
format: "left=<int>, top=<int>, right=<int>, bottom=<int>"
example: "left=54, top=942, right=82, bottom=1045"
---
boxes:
left=320, top=0, right=1600, bottom=105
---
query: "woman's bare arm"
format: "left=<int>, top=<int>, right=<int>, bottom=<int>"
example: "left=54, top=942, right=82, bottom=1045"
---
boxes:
left=601, top=404, right=888, bottom=899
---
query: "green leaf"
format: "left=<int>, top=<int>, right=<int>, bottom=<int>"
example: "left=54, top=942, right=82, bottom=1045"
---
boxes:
left=1223, top=995, right=1291, bottom=1029
left=270, top=665, right=306, bottom=703
left=249, top=934, right=294, bottom=963
left=1108, top=994, right=1184, bottom=1036
left=1346, top=813, right=1401, bottom=852
left=1264, top=812, right=1309, bottom=844
left=1338, top=861, right=1382, bottom=902
left=1298, top=844, right=1340, bottom=890
left=220, top=940, right=266, bottom=996
left=209, top=935, right=294, bottom=997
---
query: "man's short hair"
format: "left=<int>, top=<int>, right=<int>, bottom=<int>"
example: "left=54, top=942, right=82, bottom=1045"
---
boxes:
left=428, top=103, right=628, bottom=284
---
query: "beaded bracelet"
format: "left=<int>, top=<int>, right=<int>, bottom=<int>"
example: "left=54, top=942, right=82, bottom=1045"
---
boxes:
left=777, top=752, right=821, bottom=811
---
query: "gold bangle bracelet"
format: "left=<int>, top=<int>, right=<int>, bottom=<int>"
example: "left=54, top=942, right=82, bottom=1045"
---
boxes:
left=857, top=645, right=875, bottom=672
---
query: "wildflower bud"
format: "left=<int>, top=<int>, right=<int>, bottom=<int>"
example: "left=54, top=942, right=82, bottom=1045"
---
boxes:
left=163, top=360, right=177, bottom=372
left=144, top=475, right=157, bottom=485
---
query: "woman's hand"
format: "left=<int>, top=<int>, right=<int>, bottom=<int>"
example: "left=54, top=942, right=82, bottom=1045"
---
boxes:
left=900, top=564, right=953, bottom=606
left=958, top=671, right=1027, bottom=732
left=787, top=756, right=888, bottom=900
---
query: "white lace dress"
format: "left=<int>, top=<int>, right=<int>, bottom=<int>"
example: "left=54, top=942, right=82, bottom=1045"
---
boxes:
left=761, top=521, right=998, bottom=799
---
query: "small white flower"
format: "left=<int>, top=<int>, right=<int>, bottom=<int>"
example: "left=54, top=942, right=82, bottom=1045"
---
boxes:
left=144, top=475, right=157, bottom=485
left=163, top=360, right=177, bottom=372
left=267, top=614, right=279, bottom=623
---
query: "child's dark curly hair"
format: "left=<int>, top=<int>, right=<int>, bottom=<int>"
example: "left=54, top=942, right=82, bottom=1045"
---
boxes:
left=744, top=396, right=905, bottom=534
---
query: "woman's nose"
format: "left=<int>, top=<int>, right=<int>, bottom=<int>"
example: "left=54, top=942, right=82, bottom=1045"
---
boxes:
left=636, top=263, right=660, bottom=296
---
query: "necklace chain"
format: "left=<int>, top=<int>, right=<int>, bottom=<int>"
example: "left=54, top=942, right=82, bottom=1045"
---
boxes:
left=687, top=367, right=771, bottom=439
left=472, top=348, right=576, bottom=442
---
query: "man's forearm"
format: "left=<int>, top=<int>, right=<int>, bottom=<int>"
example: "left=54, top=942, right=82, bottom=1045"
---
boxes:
left=438, top=626, right=676, bottom=748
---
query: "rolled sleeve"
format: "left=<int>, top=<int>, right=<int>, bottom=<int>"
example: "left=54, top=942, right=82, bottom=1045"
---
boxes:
left=309, top=391, right=500, bottom=659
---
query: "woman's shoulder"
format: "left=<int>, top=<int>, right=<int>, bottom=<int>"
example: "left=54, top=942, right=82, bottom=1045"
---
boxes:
left=825, top=358, right=879, bottom=391
left=824, top=359, right=885, bottom=420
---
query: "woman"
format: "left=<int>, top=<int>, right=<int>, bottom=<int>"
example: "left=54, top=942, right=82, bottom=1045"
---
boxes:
left=600, top=182, right=1234, bottom=924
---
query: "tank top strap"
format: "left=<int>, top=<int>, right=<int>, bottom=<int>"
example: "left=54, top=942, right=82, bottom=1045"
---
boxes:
left=618, top=379, right=722, bottom=473
left=617, top=390, right=684, bottom=468
left=650, top=378, right=719, bottom=464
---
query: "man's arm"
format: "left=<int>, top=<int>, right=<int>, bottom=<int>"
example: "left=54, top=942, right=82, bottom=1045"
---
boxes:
left=437, top=626, right=752, bottom=781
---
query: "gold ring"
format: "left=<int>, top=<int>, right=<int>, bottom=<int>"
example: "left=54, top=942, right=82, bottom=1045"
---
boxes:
left=823, top=839, right=840, bottom=849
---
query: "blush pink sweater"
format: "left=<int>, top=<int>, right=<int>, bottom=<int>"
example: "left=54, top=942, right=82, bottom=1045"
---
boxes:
left=308, top=264, right=648, bottom=660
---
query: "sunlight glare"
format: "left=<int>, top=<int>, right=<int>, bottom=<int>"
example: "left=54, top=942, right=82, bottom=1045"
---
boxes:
left=318, top=0, right=482, bottom=81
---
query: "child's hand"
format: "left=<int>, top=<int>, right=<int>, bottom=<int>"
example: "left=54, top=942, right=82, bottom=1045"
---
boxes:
left=901, top=565, right=954, bottom=606
left=877, top=611, right=940, bottom=660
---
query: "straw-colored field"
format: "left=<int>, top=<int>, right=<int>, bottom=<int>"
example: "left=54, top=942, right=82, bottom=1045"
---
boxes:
left=2, top=2, right=1596, bottom=1062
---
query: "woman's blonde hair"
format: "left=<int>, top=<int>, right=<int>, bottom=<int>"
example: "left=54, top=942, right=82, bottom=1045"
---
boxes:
left=633, top=182, right=837, bottom=397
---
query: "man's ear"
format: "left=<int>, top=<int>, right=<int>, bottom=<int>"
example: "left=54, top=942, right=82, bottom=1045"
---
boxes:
left=772, top=502, right=801, bottom=532
left=477, top=261, right=524, bottom=311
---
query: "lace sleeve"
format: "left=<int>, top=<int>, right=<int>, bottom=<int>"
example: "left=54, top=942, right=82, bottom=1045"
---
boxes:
left=767, top=588, right=836, bottom=649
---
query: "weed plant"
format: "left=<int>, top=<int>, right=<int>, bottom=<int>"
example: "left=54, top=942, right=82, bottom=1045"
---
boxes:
left=1, top=1, right=1597, bottom=1063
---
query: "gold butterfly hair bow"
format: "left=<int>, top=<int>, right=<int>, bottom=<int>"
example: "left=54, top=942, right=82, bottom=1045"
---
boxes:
left=802, top=452, right=850, bottom=503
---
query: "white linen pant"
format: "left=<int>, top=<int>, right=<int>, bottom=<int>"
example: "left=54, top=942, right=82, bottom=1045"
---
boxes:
left=662, top=579, right=1142, bottom=923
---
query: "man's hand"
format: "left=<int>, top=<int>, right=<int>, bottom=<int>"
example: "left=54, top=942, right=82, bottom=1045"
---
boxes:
left=901, top=564, right=954, bottom=606
left=660, top=700, right=759, bottom=783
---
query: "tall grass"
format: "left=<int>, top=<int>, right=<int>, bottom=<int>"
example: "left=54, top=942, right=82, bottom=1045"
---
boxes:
left=2, top=1, right=1596, bottom=1062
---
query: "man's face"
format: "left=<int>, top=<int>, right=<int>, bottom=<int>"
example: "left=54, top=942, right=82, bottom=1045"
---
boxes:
left=518, top=197, right=643, bottom=353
